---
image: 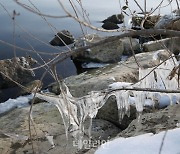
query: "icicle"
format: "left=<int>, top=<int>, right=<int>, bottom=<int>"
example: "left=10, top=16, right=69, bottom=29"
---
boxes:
left=107, top=90, right=130, bottom=123
left=139, top=57, right=178, bottom=90
left=88, top=118, right=93, bottom=138
left=116, top=91, right=130, bottom=122
left=133, top=91, right=146, bottom=112
left=135, top=111, right=143, bottom=135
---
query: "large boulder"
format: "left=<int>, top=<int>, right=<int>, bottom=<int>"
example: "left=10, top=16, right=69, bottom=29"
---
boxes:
left=0, top=102, right=120, bottom=154
left=0, top=56, right=36, bottom=89
left=72, top=34, right=140, bottom=63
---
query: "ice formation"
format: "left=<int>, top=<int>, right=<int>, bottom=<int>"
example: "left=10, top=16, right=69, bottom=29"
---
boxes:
left=35, top=54, right=179, bottom=149
left=35, top=84, right=107, bottom=149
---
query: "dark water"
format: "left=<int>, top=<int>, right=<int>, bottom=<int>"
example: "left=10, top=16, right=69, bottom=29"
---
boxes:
left=0, top=0, right=177, bottom=101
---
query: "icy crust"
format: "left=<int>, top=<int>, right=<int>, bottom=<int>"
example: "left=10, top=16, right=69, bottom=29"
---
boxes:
left=35, top=56, right=179, bottom=149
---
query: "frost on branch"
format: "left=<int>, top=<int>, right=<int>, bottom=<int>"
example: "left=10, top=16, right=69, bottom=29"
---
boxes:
left=35, top=54, right=179, bottom=149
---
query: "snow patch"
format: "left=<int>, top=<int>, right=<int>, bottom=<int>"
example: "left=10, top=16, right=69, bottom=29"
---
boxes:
left=0, top=94, right=33, bottom=115
left=95, top=128, right=180, bottom=154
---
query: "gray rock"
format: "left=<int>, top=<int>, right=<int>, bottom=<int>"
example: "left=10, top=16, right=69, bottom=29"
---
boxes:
left=102, top=22, right=119, bottom=30
left=102, top=14, right=124, bottom=24
left=143, top=37, right=180, bottom=55
left=49, top=30, right=74, bottom=46
left=72, top=35, right=140, bottom=63
left=0, top=103, right=120, bottom=154
left=0, top=56, right=36, bottom=89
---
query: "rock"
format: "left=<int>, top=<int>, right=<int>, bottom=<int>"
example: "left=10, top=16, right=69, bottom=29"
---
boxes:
left=131, top=15, right=160, bottom=29
left=72, top=35, right=140, bottom=63
left=102, top=22, right=119, bottom=30
left=155, top=11, right=180, bottom=30
left=143, top=37, right=180, bottom=55
left=0, top=56, right=36, bottom=89
left=0, top=103, right=120, bottom=153
left=130, top=15, right=162, bottom=43
left=96, top=97, right=137, bottom=129
left=121, top=37, right=140, bottom=55
left=49, top=50, right=171, bottom=128
left=72, top=34, right=124, bottom=63
left=49, top=30, right=74, bottom=46
left=168, top=18, right=180, bottom=31
left=118, top=103, right=180, bottom=137
left=102, top=14, right=124, bottom=24
left=101, top=13, right=124, bottom=30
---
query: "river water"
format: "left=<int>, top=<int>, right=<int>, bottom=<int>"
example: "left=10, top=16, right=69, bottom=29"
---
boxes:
left=0, top=0, right=178, bottom=101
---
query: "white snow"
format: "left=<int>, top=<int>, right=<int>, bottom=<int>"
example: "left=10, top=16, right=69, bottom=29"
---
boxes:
left=108, top=82, right=132, bottom=89
left=95, top=128, right=180, bottom=154
left=0, top=94, right=33, bottom=115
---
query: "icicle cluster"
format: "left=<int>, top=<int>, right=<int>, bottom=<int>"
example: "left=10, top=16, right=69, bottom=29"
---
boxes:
left=36, top=84, right=106, bottom=149
left=35, top=55, right=179, bottom=149
left=108, top=57, right=179, bottom=121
